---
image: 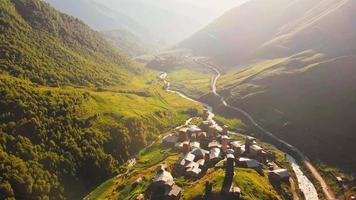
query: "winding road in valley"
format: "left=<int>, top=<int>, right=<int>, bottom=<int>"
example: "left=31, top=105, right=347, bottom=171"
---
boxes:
left=195, top=59, right=336, bottom=200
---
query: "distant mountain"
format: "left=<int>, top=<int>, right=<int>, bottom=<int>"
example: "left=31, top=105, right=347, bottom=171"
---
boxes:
left=92, top=0, right=204, bottom=44
left=181, top=0, right=356, bottom=67
left=101, top=29, right=157, bottom=57
left=46, top=0, right=154, bottom=42
left=182, top=0, right=356, bottom=171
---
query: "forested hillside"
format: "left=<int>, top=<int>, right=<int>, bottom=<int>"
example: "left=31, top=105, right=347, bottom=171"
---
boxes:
left=1, top=0, right=141, bottom=87
left=180, top=0, right=356, bottom=171
left=0, top=0, right=201, bottom=199
left=101, top=29, right=156, bottom=57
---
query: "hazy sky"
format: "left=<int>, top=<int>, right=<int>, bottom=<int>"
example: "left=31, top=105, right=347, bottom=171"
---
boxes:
left=89, top=0, right=250, bottom=43
left=177, top=0, right=248, bottom=10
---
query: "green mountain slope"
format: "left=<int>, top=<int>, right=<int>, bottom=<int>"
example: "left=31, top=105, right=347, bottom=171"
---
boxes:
left=0, top=0, right=202, bottom=199
left=179, top=0, right=356, bottom=172
left=1, top=0, right=141, bottom=87
left=217, top=52, right=356, bottom=171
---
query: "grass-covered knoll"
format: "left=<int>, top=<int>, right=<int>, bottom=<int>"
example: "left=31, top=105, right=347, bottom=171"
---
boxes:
left=214, top=115, right=246, bottom=133
left=182, top=168, right=284, bottom=200
left=0, top=73, right=202, bottom=200
left=145, top=51, right=214, bottom=99
left=88, top=130, right=296, bottom=200
left=86, top=142, right=179, bottom=200
left=0, top=0, right=141, bottom=87
left=167, top=68, right=212, bottom=99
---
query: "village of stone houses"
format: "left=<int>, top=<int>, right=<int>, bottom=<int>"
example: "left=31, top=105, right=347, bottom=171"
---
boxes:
left=106, top=113, right=296, bottom=200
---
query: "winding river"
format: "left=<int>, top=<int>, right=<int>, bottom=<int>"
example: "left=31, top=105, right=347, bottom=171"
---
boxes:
left=160, top=70, right=319, bottom=200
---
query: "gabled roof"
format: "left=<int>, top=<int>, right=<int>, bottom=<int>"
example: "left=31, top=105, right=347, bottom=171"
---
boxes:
left=210, top=147, right=221, bottom=159
left=176, top=157, right=189, bottom=166
left=191, top=148, right=209, bottom=157
left=226, top=149, right=235, bottom=154
left=238, top=157, right=260, bottom=168
left=251, top=145, right=263, bottom=152
left=190, top=141, right=200, bottom=149
left=227, top=153, right=235, bottom=159
left=186, top=161, right=200, bottom=169
left=221, top=135, right=230, bottom=140
left=179, top=127, right=188, bottom=133
left=175, top=141, right=189, bottom=149
left=156, top=164, right=167, bottom=173
left=196, top=159, right=205, bottom=166
left=230, top=141, right=243, bottom=148
left=271, top=169, right=290, bottom=178
left=153, top=170, right=174, bottom=186
left=208, top=141, right=221, bottom=148
left=179, top=152, right=195, bottom=162
left=186, top=166, right=202, bottom=175
left=168, top=184, right=182, bottom=197
left=188, top=125, right=201, bottom=132
left=163, top=134, right=178, bottom=143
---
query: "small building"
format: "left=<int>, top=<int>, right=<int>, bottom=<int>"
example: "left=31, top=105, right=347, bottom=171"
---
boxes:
left=250, top=145, right=263, bottom=157
left=132, top=176, right=144, bottom=188
left=226, top=153, right=235, bottom=160
left=200, top=121, right=211, bottom=132
left=236, top=157, right=261, bottom=169
left=191, top=148, right=209, bottom=160
left=188, top=125, right=201, bottom=133
left=182, top=143, right=191, bottom=154
left=222, top=125, right=229, bottom=135
left=163, top=134, right=178, bottom=146
left=196, top=159, right=205, bottom=167
left=208, top=125, right=217, bottom=139
left=196, top=131, right=207, bottom=139
left=208, top=141, right=222, bottom=149
left=175, top=153, right=195, bottom=173
left=269, top=169, right=290, bottom=182
left=147, top=168, right=182, bottom=200
left=209, top=148, right=221, bottom=162
left=229, top=186, right=241, bottom=199
left=186, top=162, right=202, bottom=178
left=230, top=141, right=242, bottom=148
left=176, top=157, right=189, bottom=169
left=156, top=164, right=167, bottom=173
left=245, top=136, right=256, bottom=155
left=167, top=185, right=182, bottom=200
left=135, top=193, right=144, bottom=200
left=190, top=141, right=200, bottom=149
left=226, top=149, right=235, bottom=155
left=153, top=170, right=174, bottom=186
left=182, top=152, right=195, bottom=162
left=174, top=141, right=189, bottom=150
left=178, top=130, right=189, bottom=142
left=221, top=135, right=230, bottom=142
